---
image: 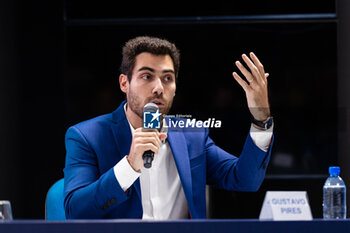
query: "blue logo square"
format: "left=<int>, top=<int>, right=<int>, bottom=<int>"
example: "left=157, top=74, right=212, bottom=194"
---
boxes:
left=143, top=110, right=161, bottom=129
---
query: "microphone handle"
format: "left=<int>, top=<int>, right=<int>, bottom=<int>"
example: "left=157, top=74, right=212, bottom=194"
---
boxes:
left=143, top=150, right=154, bottom=168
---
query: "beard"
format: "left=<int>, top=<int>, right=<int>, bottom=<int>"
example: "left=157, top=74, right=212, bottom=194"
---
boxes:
left=127, top=88, right=173, bottom=120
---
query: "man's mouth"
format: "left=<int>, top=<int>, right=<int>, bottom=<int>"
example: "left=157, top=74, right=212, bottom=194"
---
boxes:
left=150, top=99, right=164, bottom=107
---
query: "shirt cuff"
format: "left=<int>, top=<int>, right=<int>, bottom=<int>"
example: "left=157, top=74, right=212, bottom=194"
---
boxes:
left=249, top=123, right=274, bottom=152
left=113, top=156, right=141, bottom=192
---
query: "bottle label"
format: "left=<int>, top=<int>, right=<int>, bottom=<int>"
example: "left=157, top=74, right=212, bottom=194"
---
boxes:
left=259, top=191, right=313, bottom=221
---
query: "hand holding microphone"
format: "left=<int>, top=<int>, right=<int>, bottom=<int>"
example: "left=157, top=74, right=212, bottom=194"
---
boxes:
left=126, top=103, right=167, bottom=171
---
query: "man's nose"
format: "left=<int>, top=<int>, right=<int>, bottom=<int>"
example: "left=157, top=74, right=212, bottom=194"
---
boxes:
left=152, top=77, right=164, bottom=95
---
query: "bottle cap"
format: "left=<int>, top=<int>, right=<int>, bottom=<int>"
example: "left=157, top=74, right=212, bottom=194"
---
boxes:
left=329, top=166, right=340, bottom=176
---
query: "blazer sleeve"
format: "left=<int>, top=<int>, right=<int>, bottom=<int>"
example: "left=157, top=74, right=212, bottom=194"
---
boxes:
left=63, top=126, right=130, bottom=219
left=206, top=129, right=273, bottom=192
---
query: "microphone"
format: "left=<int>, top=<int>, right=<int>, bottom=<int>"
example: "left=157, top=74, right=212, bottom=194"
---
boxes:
left=143, top=102, right=159, bottom=168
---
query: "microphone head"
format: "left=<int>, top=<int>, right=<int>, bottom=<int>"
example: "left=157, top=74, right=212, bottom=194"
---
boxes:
left=143, top=102, right=159, bottom=112
left=143, top=103, right=161, bottom=130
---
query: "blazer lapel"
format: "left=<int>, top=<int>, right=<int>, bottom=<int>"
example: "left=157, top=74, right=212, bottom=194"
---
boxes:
left=111, top=101, right=141, bottom=199
left=167, top=129, right=194, bottom=213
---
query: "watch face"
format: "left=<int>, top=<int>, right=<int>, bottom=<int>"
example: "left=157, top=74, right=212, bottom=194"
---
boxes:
left=266, top=117, right=273, bottom=129
left=251, top=116, right=273, bottom=129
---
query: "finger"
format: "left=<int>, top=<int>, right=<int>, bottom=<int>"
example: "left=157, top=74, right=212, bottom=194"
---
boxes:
left=159, top=133, right=167, bottom=141
left=249, top=52, right=265, bottom=79
left=265, top=73, right=269, bottom=79
left=232, top=72, right=249, bottom=91
left=241, top=54, right=261, bottom=82
left=135, top=136, right=161, bottom=148
left=141, top=128, right=160, bottom=134
left=136, top=143, right=159, bottom=154
left=138, top=128, right=160, bottom=137
left=235, top=60, right=254, bottom=83
left=134, top=132, right=161, bottom=147
left=139, top=127, right=158, bottom=132
left=135, top=131, right=160, bottom=138
left=143, top=143, right=159, bottom=154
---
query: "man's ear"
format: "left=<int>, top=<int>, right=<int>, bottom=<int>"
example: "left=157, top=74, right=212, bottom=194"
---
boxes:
left=119, top=74, right=129, bottom=94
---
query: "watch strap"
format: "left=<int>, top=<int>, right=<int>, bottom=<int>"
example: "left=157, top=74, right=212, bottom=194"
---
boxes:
left=251, top=116, right=274, bottom=130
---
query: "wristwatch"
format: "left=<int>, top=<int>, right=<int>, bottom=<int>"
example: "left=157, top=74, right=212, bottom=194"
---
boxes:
left=251, top=116, right=274, bottom=130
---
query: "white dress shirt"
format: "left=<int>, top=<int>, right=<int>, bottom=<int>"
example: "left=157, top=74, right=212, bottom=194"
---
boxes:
left=113, top=104, right=273, bottom=220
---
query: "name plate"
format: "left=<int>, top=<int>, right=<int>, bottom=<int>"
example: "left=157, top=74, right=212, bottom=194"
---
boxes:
left=259, top=191, right=313, bottom=221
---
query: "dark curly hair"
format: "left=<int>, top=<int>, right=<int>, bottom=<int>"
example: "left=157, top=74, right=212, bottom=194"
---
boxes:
left=120, top=36, right=180, bottom=81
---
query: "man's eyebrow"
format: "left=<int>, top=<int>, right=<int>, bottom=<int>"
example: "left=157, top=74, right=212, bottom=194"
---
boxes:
left=137, top=66, right=175, bottom=74
left=137, top=66, right=155, bottom=73
left=162, top=69, right=175, bottom=74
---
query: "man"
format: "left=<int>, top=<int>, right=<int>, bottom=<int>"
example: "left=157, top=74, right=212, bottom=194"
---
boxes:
left=64, top=36, right=274, bottom=219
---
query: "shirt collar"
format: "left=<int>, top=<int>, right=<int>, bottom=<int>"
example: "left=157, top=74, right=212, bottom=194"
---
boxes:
left=124, top=103, right=136, bottom=136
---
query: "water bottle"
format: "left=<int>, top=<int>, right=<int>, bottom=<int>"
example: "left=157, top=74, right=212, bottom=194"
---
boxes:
left=323, top=166, right=346, bottom=219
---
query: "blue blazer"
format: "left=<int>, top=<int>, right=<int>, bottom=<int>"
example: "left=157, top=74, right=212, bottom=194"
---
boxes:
left=64, top=101, right=273, bottom=219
